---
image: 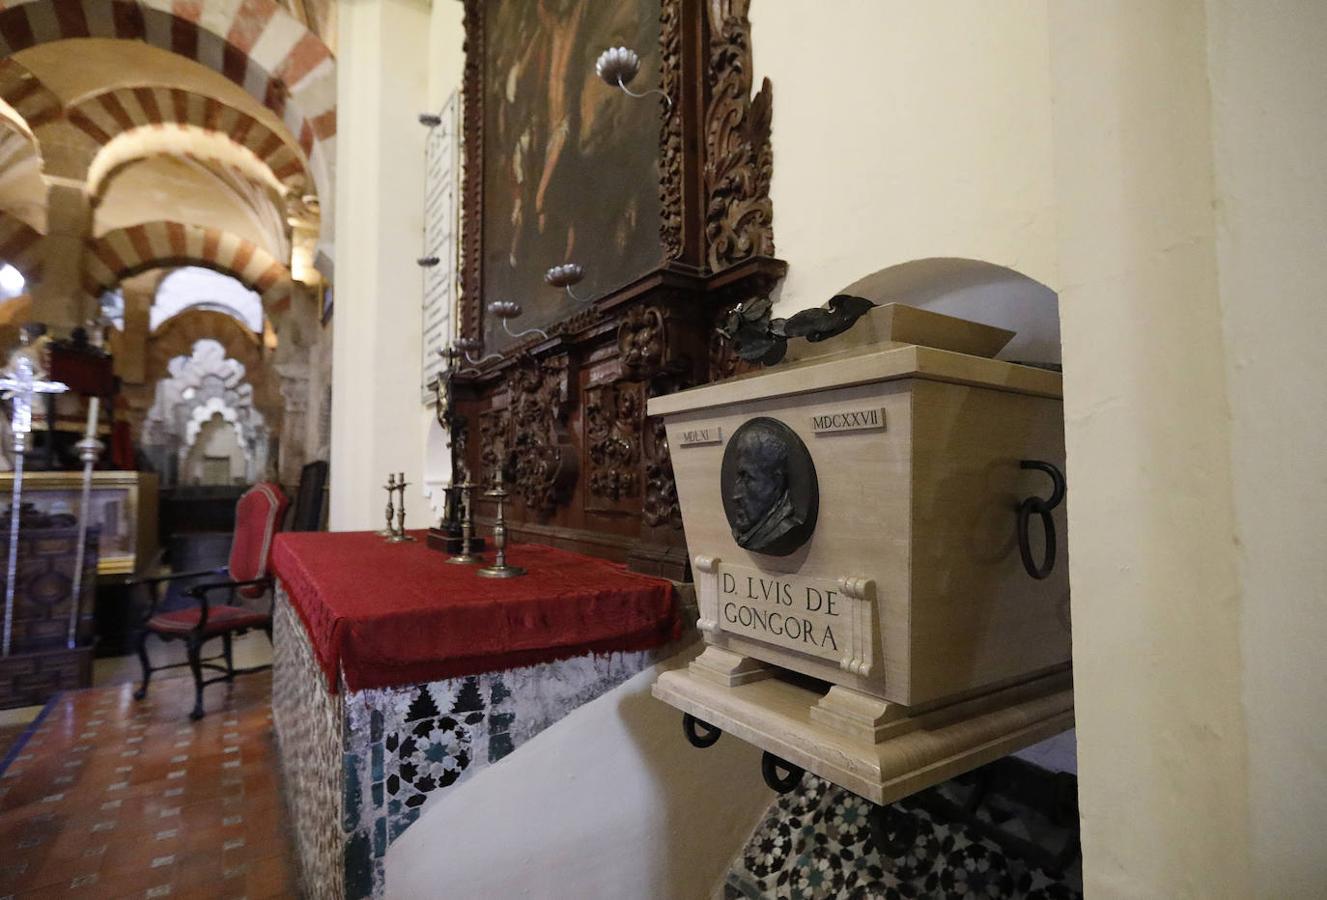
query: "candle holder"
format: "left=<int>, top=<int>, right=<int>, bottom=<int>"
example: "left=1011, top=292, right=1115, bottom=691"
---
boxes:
left=449, top=337, right=502, bottom=370
left=595, top=46, right=672, bottom=110
left=545, top=263, right=590, bottom=304
left=488, top=300, right=550, bottom=343
left=477, top=472, right=525, bottom=578
left=379, top=473, right=397, bottom=538
left=387, top=472, right=416, bottom=542
left=446, top=481, right=482, bottom=564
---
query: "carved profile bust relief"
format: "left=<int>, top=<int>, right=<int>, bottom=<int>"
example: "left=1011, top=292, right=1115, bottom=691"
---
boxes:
left=721, top=418, right=818, bottom=556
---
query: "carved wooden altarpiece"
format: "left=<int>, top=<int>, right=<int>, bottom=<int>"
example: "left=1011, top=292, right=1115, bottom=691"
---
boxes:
left=451, top=0, right=783, bottom=580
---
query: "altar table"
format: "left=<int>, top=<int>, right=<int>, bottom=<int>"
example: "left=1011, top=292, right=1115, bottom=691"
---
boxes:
left=270, top=532, right=681, bottom=899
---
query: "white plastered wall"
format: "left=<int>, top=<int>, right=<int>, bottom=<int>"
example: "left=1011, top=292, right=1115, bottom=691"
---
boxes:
left=1047, top=4, right=1252, bottom=894
left=1206, top=1, right=1327, bottom=893
left=750, top=1, right=1059, bottom=311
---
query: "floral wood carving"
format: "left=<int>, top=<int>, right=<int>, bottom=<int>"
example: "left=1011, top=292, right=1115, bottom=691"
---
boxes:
left=618, top=306, right=669, bottom=380
left=659, top=0, right=683, bottom=260
left=459, top=0, right=485, bottom=342
left=586, top=382, right=643, bottom=505
left=704, top=0, right=774, bottom=272
left=507, top=359, right=578, bottom=514
left=643, top=412, right=682, bottom=529
left=477, top=408, right=509, bottom=491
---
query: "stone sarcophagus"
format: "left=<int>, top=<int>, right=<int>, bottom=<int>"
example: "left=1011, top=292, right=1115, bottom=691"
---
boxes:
left=649, top=305, right=1073, bottom=794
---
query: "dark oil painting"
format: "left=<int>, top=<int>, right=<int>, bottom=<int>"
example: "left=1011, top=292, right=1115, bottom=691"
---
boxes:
left=481, top=0, right=663, bottom=351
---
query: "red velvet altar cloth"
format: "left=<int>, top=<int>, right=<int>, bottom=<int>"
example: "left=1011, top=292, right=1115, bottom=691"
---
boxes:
left=272, top=531, right=680, bottom=692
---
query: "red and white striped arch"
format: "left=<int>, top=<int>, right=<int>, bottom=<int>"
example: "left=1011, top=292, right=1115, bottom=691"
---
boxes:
left=0, top=57, right=59, bottom=130
left=0, top=210, right=42, bottom=281
left=84, top=220, right=293, bottom=310
left=69, top=86, right=310, bottom=190
left=0, top=0, right=335, bottom=244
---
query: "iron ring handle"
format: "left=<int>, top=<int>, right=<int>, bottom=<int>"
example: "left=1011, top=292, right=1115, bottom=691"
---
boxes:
left=1021, top=460, right=1065, bottom=509
left=1017, top=498, right=1057, bottom=580
left=1017, top=460, right=1066, bottom=580
left=760, top=752, right=805, bottom=794
left=682, top=713, right=722, bottom=749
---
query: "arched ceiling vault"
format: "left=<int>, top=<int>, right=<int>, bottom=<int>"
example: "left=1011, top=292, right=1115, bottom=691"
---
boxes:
left=84, top=221, right=293, bottom=312
left=0, top=57, right=59, bottom=130
left=95, top=153, right=290, bottom=260
left=0, top=58, right=50, bottom=232
left=90, top=125, right=289, bottom=203
left=0, top=118, right=44, bottom=232
left=71, top=86, right=311, bottom=193
left=0, top=0, right=336, bottom=248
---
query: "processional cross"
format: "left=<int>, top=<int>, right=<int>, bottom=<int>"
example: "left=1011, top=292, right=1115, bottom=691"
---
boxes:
left=0, top=352, right=67, bottom=656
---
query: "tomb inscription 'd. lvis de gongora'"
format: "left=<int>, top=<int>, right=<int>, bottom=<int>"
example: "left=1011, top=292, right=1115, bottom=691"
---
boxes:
left=715, top=563, right=846, bottom=664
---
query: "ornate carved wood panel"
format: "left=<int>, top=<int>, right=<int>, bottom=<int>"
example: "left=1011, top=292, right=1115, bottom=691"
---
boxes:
left=450, top=0, right=784, bottom=580
left=507, top=358, right=577, bottom=514
left=585, top=380, right=643, bottom=511
left=704, top=0, right=775, bottom=271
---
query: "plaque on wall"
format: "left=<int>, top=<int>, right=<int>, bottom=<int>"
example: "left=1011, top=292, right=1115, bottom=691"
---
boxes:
left=421, top=91, right=461, bottom=403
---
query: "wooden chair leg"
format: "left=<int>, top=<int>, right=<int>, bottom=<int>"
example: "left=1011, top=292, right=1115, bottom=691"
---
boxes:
left=132, top=628, right=153, bottom=701
left=222, top=633, right=235, bottom=682
left=187, top=635, right=206, bottom=720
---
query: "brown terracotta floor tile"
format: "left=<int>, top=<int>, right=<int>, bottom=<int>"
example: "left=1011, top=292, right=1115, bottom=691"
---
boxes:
left=0, top=672, right=300, bottom=898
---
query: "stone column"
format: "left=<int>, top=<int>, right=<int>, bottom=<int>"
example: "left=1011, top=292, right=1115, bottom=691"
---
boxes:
left=329, top=0, right=431, bottom=529
left=114, top=272, right=158, bottom=451
left=1047, top=4, right=1253, bottom=896
left=29, top=122, right=99, bottom=332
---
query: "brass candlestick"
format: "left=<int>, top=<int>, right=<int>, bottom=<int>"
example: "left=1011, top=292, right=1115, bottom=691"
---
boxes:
left=378, top=473, right=397, bottom=537
left=445, top=481, right=481, bottom=564
left=388, top=471, right=416, bottom=543
left=477, top=471, right=525, bottom=578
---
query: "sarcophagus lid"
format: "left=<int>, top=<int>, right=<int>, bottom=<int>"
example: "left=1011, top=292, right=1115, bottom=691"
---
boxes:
left=648, top=304, right=1070, bottom=708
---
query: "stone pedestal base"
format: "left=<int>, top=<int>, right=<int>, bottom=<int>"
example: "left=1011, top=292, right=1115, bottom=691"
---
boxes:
left=689, top=646, right=775, bottom=687
left=653, top=666, right=1073, bottom=807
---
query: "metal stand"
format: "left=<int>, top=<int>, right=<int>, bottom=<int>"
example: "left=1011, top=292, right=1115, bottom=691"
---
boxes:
left=0, top=340, right=68, bottom=657
left=386, top=472, right=416, bottom=543
left=445, top=481, right=482, bottom=564
left=68, top=420, right=103, bottom=649
left=477, top=472, right=524, bottom=578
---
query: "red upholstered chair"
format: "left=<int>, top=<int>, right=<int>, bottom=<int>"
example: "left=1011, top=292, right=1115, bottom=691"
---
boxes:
left=130, top=482, right=289, bottom=719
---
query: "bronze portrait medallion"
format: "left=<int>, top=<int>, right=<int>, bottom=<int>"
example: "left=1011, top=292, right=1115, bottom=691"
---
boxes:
left=720, top=417, right=818, bottom=556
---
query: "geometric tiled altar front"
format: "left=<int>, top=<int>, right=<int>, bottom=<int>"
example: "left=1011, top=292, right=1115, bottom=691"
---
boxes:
left=272, top=584, right=665, bottom=899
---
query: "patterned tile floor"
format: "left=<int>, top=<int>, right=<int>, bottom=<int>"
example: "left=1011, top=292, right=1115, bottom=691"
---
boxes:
left=0, top=671, right=299, bottom=899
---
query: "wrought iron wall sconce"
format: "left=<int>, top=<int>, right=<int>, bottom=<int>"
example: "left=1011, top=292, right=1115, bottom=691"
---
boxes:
left=545, top=263, right=590, bottom=304
left=449, top=337, right=501, bottom=369
left=488, top=300, right=550, bottom=343
left=595, top=47, right=672, bottom=111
